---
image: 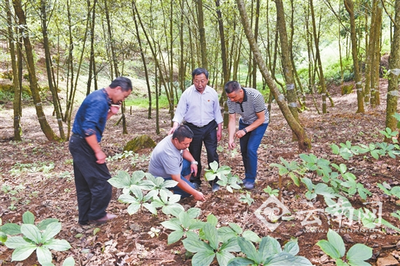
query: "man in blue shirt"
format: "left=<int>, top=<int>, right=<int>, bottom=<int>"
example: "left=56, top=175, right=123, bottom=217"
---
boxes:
left=69, top=77, right=132, bottom=225
left=169, top=68, right=223, bottom=192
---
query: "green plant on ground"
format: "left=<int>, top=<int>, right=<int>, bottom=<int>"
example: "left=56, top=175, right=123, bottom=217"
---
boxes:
left=205, top=161, right=242, bottom=192
left=263, top=186, right=279, bottom=197
left=239, top=192, right=254, bottom=206
left=161, top=208, right=204, bottom=244
left=109, top=170, right=181, bottom=215
left=182, top=214, right=241, bottom=266
left=228, top=237, right=312, bottom=266
left=2, top=211, right=73, bottom=266
left=317, top=229, right=372, bottom=266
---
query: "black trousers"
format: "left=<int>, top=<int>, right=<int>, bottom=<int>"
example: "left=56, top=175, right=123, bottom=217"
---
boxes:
left=185, top=120, right=219, bottom=184
left=69, top=134, right=112, bottom=224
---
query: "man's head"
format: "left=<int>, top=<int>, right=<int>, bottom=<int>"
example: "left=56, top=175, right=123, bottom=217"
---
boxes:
left=172, top=125, right=194, bottom=150
left=192, top=68, right=209, bottom=93
left=108, top=77, right=132, bottom=104
left=225, top=81, right=244, bottom=103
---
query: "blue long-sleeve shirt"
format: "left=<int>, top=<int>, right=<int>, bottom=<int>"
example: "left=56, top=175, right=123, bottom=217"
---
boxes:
left=72, top=89, right=111, bottom=143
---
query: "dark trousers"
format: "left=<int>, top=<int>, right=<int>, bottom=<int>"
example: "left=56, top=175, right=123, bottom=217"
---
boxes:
left=185, top=120, right=219, bottom=184
left=69, top=135, right=112, bottom=224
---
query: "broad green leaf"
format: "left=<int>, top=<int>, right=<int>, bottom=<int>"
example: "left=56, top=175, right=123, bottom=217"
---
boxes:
left=220, top=237, right=240, bottom=253
left=108, top=171, right=131, bottom=188
left=143, top=202, right=157, bottom=215
left=316, top=239, right=341, bottom=259
left=42, top=222, right=61, bottom=243
left=22, top=211, right=35, bottom=225
left=21, top=224, right=42, bottom=244
left=5, top=236, right=29, bottom=249
left=11, top=245, right=37, bottom=261
left=192, top=250, right=215, bottom=266
left=227, top=257, right=254, bottom=266
left=118, top=193, right=139, bottom=204
left=1, top=223, right=21, bottom=235
left=44, top=238, right=71, bottom=251
left=327, top=229, right=345, bottom=257
left=37, top=219, right=59, bottom=231
left=187, top=207, right=202, bottom=219
left=283, top=238, right=299, bottom=256
left=336, top=259, right=350, bottom=266
left=331, top=144, right=340, bottom=154
left=216, top=249, right=236, bottom=266
left=218, top=227, right=237, bottom=243
left=237, top=237, right=259, bottom=263
left=202, top=223, right=219, bottom=250
left=161, top=220, right=182, bottom=231
left=228, top=223, right=242, bottom=234
left=0, top=231, right=7, bottom=243
left=259, top=236, right=282, bottom=258
left=36, top=246, right=53, bottom=265
left=207, top=214, right=218, bottom=227
left=347, top=244, right=372, bottom=264
left=126, top=202, right=141, bottom=215
left=62, top=257, right=75, bottom=266
left=167, top=230, right=184, bottom=245
left=182, top=235, right=213, bottom=253
left=266, top=252, right=312, bottom=266
left=242, top=230, right=261, bottom=243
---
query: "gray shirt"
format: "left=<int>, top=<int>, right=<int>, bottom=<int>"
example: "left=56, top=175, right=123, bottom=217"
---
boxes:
left=227, top=88, right=269, bottom=125
left=173, top=85, right=223, bottom=127
left=148, top=135, right=183, bottom=179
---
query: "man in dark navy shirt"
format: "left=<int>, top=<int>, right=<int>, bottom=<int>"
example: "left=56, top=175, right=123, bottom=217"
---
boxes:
left=69, top=77, right=132, bottom=225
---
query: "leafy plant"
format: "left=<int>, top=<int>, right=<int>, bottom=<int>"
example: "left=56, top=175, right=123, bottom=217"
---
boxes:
left=270, top=157, right=304, bottom=186
left=161, top=208, right=204, bottom=244
left=228, top=237, right=312, bottom=265
left=377, top=182, right=400, bottom=199
left=317, top=229, right=372, bottom=266
left=239, top=192, right=254, bottom=206
left=182, top=214, right=241, bottom=266
left=205, top=161, right=242, bottom=192
left=3, top=211, right=72, bottom=266
left=263, top=186, right=279, bottom=197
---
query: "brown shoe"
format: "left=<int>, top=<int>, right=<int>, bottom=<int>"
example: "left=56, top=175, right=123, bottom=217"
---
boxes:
left=90, top=213, right=117, bottom=225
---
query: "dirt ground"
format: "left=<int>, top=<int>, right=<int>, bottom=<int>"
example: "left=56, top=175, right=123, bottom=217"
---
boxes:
left=0, top=80, right=399, bottom=266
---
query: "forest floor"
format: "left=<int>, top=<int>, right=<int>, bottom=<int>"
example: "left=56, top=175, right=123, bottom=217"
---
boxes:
left=0, top=79, right=400, bottom=266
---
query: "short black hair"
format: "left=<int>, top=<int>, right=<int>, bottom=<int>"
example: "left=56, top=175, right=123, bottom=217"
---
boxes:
left=225, top=81, right=241, bottom=94
left=172, top=125, right=194, bottom=142
left=109, top=77, right=132, bottom=92
left=192, top=68, right=209, bottom=79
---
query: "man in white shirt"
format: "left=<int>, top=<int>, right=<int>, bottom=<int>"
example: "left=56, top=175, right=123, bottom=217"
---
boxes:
left=169, top=68, right=223, bottom=192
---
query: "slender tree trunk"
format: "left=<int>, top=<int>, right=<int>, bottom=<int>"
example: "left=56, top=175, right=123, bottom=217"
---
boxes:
left=7, top=0, right=22, bottom=141
left=236, top=0, right=311, bottom=151
left=252, top=0, right=260, bottom=89
left=104, top=0, right=119, bottom=78
left=13, top=0, right=59, bottom=141
left=344, top=0, right=364, bottom=113
left=385, top=0, right=400, bottom=138
left=40, top=0, right=65, bottom=140
left=87, top=0, right=98, bottom=94
left=196, top=0, right=207, bottom=68
left=371, top=2, right=382, bottom=107
left=132, top=1, right=152, bottom=119
left=275, top=0, right=299, bottom=123
left=310, top=0, right=329, bottom=113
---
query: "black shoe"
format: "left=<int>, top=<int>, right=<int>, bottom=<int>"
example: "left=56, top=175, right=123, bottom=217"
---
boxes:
left=212, top=183, right=220, bottom=192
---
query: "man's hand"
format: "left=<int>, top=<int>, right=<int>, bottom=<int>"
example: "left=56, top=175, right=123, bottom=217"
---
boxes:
left=95, top=150, right=107, bottom=164
left=194, top=191, right=205, bottom=201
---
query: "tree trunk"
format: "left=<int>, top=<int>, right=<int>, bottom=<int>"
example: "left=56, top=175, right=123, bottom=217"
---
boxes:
left=7, top=0, right=22, bottom=141
left=371, top=2, right=382, bottom=107
left=196, top=0, right=207, bottom=68
left=344, top=0, right=364, bottom=113
left=236, top=0, right=311, bottom=151
left=13, top=0, right=59, bottom=141
left=275, top=0, right=299, bottom=123
left=309, top=0, right=329, bottom=113
left=385, top=0, right=400, bottom=138
left=87, top=0, right=98, bottom=95
left=104, top=0, right=119, bottom=78
left=40, top=0, right=65, bottom=140
left=132, top=1, right=152, bottom=119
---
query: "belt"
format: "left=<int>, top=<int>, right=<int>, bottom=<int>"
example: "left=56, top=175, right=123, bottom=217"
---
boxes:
left=72, top=133, right=84, bottom=139
left=185, top=120, right=214, bottom=128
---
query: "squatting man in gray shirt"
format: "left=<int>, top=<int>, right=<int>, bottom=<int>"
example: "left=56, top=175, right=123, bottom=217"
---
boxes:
left=149, top=125, right=206, bottom=201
